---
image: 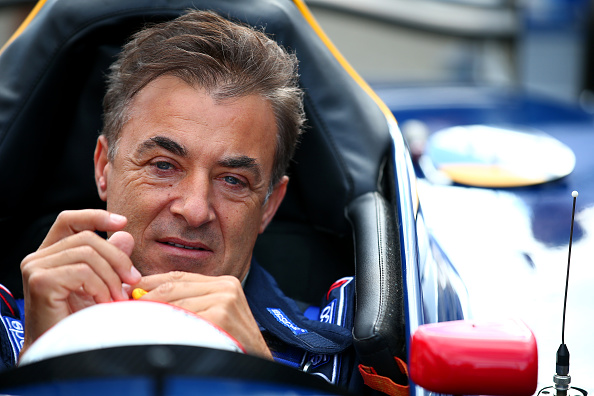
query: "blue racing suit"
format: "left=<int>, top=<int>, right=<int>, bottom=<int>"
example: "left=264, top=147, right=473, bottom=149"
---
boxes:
left=0, top=285, right=24, bottom=371
left=0, top=261, right=366, bottom=392
left=245, top=260, right=364, bottom=392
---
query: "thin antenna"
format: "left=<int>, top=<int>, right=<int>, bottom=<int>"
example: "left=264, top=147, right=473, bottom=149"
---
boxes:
left=562, top=191, right=578, bottom=344
left=540, top=190, right=586, bottom=396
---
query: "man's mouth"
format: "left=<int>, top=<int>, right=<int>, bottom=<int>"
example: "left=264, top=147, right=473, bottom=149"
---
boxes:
left=157, top=239, right=211, bottom=252
left=164, top=242, right=206, bottom=251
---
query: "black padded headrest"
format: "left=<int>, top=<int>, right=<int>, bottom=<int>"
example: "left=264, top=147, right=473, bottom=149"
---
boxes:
left=0, top=0, right=391, bottom=294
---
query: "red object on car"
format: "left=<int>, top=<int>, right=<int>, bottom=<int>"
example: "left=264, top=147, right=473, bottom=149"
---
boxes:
left=410, top=318, right=538, bottom=396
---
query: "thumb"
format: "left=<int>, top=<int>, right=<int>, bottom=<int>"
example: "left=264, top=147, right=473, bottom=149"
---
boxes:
left=107, top=231, right=135, bottom=257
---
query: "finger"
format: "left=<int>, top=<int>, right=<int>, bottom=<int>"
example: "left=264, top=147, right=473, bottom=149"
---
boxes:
left=134, top=271, right=214, bottom=292
left=28, top=264, right=112, bottom=305
left=67, top=288, right=99, bottom=312
left=107, top=231, right=135, bottom=258
left=26, top=230, right=140, bottom=286
left=133, top=276, right=271, bottom=359
left=167, top=291, right=229, bottom=315
left=141, top=285, right=243, bottom=337
left=122, top=283, right=134, bottom=299
left=139, top=277, right=246, bottom=322
left=24, top=264, right=112, bottom=348
left=23, top=246, right=129, bottom=301
left=139, top=280, right=224, bottom=303
left=40, top=210, right=127, bottom=249
left=137, top=274, right=242, bottom=304
left=165, top=291, right=272, bottom=360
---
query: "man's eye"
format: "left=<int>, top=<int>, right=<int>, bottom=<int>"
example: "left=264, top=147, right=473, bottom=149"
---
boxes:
left=223, top=176, right=245, bottom=186
left=154, top=161, right=174, bottom=170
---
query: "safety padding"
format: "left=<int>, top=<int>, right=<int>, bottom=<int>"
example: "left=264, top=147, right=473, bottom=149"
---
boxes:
left=346, top=192, right=408, bottom=385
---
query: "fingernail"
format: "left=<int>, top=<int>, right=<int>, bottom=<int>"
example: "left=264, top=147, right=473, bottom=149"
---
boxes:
left=110, top=213, right=127, bottom=224
left=130, top=266, right=141, bottom=281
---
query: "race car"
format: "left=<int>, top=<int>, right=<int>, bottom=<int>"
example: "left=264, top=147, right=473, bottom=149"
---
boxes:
left=0, top=0, right=538, bottom=394
left=374, top=84, right=594, bottom=394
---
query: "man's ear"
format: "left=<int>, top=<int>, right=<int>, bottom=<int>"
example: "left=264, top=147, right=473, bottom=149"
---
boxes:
left=259, top=176, right=289, bottom=234
left=94, top=135, right=111, bottom=202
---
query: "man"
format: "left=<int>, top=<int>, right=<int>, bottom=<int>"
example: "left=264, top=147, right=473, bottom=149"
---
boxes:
left=13, top=9, right=379, bottom=393
left=20, top=10, right=304, bottom=360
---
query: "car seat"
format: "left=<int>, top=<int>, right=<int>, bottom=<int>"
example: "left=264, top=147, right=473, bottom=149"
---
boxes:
left=0, top=0, right=407, bottom=385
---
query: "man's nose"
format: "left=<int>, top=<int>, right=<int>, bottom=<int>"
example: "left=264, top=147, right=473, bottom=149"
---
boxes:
left=169, top=173, right=216, bottom=228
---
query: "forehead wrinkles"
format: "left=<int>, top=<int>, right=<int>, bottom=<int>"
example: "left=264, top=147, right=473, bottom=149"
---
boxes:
left=119, top=77, right=274, bottom=184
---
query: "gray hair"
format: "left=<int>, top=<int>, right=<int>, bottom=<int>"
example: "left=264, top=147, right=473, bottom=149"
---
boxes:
left=102, top=10, right=305, bottom=188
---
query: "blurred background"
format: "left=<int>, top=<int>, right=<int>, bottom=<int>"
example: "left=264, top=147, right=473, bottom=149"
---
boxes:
left=306, top=0, right=593, bottom=106
left=2, top=0, right=593, bottom=105
left=0, top=1, right=31, bottom=48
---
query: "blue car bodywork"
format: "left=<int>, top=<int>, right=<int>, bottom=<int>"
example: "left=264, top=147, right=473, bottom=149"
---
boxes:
left=376, top=84, right=594, bottom=393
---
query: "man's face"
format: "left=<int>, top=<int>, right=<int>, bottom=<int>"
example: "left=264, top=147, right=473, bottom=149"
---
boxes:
left=94, top=75, right=287, bottom=280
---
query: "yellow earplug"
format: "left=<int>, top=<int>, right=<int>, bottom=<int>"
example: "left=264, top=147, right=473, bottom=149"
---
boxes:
left=132, top=288, right=148, bottom=300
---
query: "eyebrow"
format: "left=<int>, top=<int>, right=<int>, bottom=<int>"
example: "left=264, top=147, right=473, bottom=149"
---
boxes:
left=136, top=136, right=188, bottom=157
left=136, top=136, right=264, bottom=185
left=219, top=155, right=263, bottom=185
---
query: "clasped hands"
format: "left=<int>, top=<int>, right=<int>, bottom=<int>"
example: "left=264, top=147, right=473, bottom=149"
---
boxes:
left=20, top=209, right=271, bottom=359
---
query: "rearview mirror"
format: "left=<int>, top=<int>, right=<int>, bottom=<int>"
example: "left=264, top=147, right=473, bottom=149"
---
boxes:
left=410, top=318, right=538, bottom=396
